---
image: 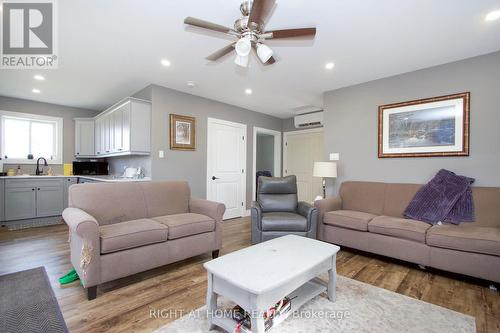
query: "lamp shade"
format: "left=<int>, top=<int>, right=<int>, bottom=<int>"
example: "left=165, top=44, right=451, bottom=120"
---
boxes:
left=313, top=162, right=337, bottom=178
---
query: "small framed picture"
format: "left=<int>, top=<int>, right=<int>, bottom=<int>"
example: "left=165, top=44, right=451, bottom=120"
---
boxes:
left=378, top=92, right=470, bottom=158
left=169, top=114, right=196, bottom=151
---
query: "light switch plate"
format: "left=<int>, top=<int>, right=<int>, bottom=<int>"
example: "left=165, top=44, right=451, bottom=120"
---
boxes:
left=329, top=153, right=340, bottom=161
left=159, top=150, right=165, bottom=158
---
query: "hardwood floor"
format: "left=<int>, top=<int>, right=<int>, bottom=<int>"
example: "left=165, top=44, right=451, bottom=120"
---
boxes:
left=1, top=217, right=499, bottom=333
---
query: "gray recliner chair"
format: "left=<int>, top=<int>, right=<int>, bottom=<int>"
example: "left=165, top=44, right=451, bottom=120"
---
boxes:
left=251, top=175, right=318, bottom=244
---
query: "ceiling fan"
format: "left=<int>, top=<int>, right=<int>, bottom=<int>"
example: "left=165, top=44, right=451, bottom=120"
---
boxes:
left=184, top=0, right=316, bottom=67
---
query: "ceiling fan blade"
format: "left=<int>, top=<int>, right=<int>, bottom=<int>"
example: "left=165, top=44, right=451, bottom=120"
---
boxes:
left=248, top=0, right=276, bottom=30
left=184, top=16, right=234, bottom=34
left=206, top=42, right=236, bottom=61
left=266, top=27, right=317, bottom=39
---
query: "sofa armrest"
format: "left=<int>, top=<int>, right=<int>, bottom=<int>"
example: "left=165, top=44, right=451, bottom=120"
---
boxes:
left=189, top=198, right=225, bottom=223
left=251, top=201, right=263, bottom=244
left=314, top=196, right=342, bottom=240
left=189, top=198, right=226, bottom=250
left=63, top=207, right=98, bottom=238
left=62, top=207, right=101, bottom=288
left=297, top=201, right=316, bottom=219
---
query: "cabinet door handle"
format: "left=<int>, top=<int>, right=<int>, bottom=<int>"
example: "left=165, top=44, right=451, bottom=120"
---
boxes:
left=32, top=188, right=35, bottom=191
left=37, top=188, right=40, bottom=191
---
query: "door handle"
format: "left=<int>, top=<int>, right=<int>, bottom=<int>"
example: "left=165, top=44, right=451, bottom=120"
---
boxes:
left=211, top=176, right=219, bottom=180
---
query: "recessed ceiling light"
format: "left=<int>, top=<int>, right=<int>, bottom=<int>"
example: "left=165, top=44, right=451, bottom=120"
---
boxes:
left=34, top=74, right=45, bottom=81
left=325, top=62, right=335, bottom=70
left=187, top=81, right=196, bottom=88
left=32, top=88, right=41, bottom=94
left=161, top=59, right=171, bottom=67
left=485, top=10, right=500, bottom=22
left=245, top=88, right=253, bottom=95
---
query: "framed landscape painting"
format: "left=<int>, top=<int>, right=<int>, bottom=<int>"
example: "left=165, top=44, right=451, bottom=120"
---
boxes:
left=378, top=92, right=470, bottom=158
left=169, top=114, right=196, bottom=150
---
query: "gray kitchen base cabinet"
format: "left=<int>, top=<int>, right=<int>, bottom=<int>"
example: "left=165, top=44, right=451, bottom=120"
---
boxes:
left=4, top=178, right=65, bottom=221
left=4, top=187, right=36, bottom=220
left=63, top=177, right=78, bottom=208
left=36, top=186, right=64, bottom=217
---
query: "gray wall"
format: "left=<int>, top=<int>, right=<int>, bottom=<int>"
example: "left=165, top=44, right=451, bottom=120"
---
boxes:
left=0, top=96, right=99, bottom=173
left=150, top=85, right=283, bottom=208
left=256, top=134, right=275, bottom=174
left=323, top=51, right=500, bottom=195
left=281, top=118, right=296, bottom=132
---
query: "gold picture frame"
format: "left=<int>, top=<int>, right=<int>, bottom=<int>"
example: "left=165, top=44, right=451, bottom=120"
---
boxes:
left=378, top=92, right=470, bottom=158
left=169, top=114, right=196, bottom=151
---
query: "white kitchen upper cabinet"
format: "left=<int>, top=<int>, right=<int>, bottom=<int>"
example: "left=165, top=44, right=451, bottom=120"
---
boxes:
left=74, top=119, right=95, bottom=157
left=81, top=98, right=150, bottom=157
left=94, top=118, right=102, bottom=156
left=104, top=114, right=112, bottom=154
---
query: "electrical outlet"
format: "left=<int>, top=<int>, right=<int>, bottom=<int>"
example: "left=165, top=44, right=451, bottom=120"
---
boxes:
left=329, top=153, right=340, bottom=161
left=159, top=150, right=165, bottom=158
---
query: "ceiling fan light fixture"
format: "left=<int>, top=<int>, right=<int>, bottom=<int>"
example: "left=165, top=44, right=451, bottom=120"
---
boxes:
left=235, top=37, right=252, bottom=57
left=256, top=43, right=273, bottom=63
left=235, top=54, right=249, bottom=67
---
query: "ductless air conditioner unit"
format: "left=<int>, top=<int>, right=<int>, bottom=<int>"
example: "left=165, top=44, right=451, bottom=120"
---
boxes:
left=294, top=111, right=323, bottom=129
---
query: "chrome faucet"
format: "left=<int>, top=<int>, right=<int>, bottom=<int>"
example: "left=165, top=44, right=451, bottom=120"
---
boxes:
left=35, top=157, right=48, bottom=175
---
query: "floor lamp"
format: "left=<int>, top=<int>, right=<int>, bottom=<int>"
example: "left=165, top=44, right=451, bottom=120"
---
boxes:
left=313, top=162, right=337, bottom=199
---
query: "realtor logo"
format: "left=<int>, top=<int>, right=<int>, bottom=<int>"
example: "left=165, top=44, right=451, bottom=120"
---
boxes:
left=1, top=0, right=58, bottom=68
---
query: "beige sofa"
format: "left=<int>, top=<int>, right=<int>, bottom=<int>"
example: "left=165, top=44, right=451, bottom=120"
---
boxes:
left=315, top=181, right=500, bottom=283
left=62, top=181, right=225, bottom=300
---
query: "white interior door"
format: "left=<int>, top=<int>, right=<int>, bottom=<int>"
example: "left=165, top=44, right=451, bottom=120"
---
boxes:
left=283, top=130, right=324, bottom=202
left=207, top=118, right=246, bottom=220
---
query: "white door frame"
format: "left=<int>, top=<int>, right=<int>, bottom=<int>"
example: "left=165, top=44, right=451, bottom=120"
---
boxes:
left=206, top=117, right=247, bottom=219
left=252, top=127, right=282, bottom=201
left=283, top=128, right=324, bottom=176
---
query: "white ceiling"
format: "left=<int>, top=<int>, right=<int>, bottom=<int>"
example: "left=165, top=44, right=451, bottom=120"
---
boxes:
left=1, top=0, right=500, bottom=118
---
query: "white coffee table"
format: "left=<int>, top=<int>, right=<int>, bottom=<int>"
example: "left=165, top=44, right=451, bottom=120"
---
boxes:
left=203, top=235, right=340, bottom=333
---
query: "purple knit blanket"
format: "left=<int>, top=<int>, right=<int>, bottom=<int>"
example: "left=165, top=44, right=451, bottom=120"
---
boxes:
left=404, top=169, right=475, bottom=225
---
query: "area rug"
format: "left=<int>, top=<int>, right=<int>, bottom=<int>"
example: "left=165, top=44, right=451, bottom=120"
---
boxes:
left=154, top=275, right=475, bottom=333
left=0, top=266, right=68, bottom=333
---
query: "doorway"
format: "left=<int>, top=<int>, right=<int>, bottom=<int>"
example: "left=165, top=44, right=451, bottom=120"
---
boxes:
left=252, top=127, right=281, bottom=201
left=206, top=118, right=247, bottom=220
left=283, top=128, right=324, bottom=202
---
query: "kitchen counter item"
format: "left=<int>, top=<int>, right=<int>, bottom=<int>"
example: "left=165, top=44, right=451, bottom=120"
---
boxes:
left=63, top=164, right=73, bottom=176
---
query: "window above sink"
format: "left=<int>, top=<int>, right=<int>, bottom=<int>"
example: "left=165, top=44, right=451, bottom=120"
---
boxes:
left=0, top=110, right=63, bottom=164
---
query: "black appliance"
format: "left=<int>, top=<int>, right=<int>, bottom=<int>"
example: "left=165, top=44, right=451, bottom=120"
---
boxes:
left=73, top=161, right=108, bottom=176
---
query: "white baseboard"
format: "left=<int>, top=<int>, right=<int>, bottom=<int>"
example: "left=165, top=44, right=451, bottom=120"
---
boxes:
left=242, top=209, right=251, bottom=217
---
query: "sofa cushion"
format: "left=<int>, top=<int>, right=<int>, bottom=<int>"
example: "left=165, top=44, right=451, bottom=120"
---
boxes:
left=324, top=210, right=377, bottom=231
left=340, top=182, right=386, bottom=215
left=368, top=216, right=431, bottom=243
left=99, top=219, right=168, bottom=254
left=69, top=183, right=148, bottom=226
left=140, top=181, right=190, bottom=218
left=427, top=225, right=500, bottom=256
left=153, top=213, right=215, bottom=240
left=261, top=212, right=307, bottom=232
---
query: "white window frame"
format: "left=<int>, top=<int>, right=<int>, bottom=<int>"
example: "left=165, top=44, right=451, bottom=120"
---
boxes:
left=0, top=110, right=63, bottom=164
